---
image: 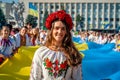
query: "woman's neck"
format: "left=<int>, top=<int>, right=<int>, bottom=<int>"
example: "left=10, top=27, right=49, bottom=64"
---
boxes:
left=49, top=41, right=62, bottom=51
left=52, top=42, right=62, bottom=47
left=20, top=34, right=25, bottom=37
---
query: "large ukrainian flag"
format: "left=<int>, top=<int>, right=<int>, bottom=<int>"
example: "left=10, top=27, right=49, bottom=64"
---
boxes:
left=29, top=3, right=39, bottom=17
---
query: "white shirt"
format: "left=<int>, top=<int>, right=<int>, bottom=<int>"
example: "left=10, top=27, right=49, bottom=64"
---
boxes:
left=30, top=46, right=82, bottom=80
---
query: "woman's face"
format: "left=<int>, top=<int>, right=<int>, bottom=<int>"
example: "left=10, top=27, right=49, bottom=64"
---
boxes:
left=32, top=28, right=38, bottom=35
left=52, top=21, right=66, bottom=43
left=20, top=27, right=27, bottom=36
left=1, top=26, right=10, bottom=38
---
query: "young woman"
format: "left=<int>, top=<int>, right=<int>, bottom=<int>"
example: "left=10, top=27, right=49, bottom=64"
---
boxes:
left=14, top=26, right=31, bottom=48
left=30, top=10, right=82, bottom=80
left=0, top=24, right=16, bottom=64
left=30, top=28, right=40, bottom=46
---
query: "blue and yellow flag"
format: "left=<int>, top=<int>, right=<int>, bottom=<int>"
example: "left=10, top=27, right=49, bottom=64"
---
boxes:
left=102, top=21, right=111, bottom=29
left=29, top=3, right=39, bottom=17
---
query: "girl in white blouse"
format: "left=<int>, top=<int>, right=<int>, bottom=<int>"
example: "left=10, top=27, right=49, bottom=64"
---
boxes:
left=30, top=10, right=82, bottom=80
left=0, top=24, right=16, bottom=64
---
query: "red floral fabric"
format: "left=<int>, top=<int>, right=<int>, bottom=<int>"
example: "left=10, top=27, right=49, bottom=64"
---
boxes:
left=45, top=10, right=73, bottom=30
left=43, top=58, right=68, bottom=78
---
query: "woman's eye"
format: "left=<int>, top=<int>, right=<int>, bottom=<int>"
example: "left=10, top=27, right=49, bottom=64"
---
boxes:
left=54, top=27, right=59, bottom=30
left=62, top=28, right=65, bottom=31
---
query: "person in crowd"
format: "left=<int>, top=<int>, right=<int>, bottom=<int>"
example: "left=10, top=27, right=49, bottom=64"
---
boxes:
left=30, top=28, right=40, bottom=46
left=0, top=24, right=16, bottom=64
left=115, top=34, right=120, bottom=51
left=39, top=30, right=47, bottom=45
left=30, top=10, right=82, bottom=80
left=14, top=26, right=31, bottom=49
left=26, top=22, right=33, bottom=37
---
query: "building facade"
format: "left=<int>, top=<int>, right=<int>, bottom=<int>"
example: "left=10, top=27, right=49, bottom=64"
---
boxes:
left=0, top=1, right=18, bottom=27
left=20, top=0, right=120, bottom=31
left=0, top=2, right=12, bottom=20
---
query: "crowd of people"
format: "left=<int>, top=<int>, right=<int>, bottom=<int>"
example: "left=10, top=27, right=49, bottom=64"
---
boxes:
left=0, top=19, right=120, bottom=65
left=72, top=30, right=120, bottom=51
left=0, top=22, right=47, bottom=64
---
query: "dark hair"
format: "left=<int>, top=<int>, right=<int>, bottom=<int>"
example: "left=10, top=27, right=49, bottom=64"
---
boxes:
left=2, top=24, right=12, bottom=32
left=26, top=22, right=32, bottom=26
left=6, top=24, right=13, bottom=32
left=22, top=26, right=28, bottom=29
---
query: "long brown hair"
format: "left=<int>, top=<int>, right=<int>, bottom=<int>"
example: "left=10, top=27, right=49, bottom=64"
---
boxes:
left=44, top=20, right=82, bottom=67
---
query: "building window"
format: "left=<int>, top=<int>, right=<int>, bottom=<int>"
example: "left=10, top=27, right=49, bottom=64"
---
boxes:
left=55, top=3, right=59, bottom=9
left=93, top=3, right=97, bottom=9
left=110, top=3, right=114, bottom=9
left=99, top=3, right=102, bottom=9
left=71, top=3, right=75, bottom=9
left=39, top=3, right=43, bottom=9
left=82, top=3, right=86, bottom=9
left=88, top=3, right=91, bottom=9
left=60, top=3, right=64, bottom=10
left=104, top=18, right=108, bottom=21
left=40, top=11, right=43, bottom=14
left=104, top=3, right=108, bottom=9
left=88, top=18, right=91, bottom=22
left=116, top=18, right=119, bottom=21
left=99, top=18, right=102, bottom=21
left=77, top=3, right=80, bottom=9
left=45, top=3, right=48, bottom=9
left=50, top=4, right=54, bottom=9
left=66, top=3, right=70, bottom=9
left=110, top=18, right=113, bottom=21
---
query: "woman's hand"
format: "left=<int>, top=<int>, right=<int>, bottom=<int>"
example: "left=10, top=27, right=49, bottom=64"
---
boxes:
left=0, top=54, right=5, bottom=59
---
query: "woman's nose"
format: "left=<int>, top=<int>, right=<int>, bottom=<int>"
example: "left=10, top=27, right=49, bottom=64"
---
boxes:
left=58, top=29, right=62, bottom=33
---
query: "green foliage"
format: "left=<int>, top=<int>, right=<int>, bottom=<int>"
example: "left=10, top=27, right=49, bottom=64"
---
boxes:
left=76, top=14, right=84, bottom=30
left=43, top=10, right=48, bottom=30
left=25, top=15, right=37, bottom=28
left=61, top=5, right=64, bottom=10
left=76, top=14, right=84, bottom=23
left=76, top=14, right=81, bottom=23
left=0, top=8, right=6, bottom=29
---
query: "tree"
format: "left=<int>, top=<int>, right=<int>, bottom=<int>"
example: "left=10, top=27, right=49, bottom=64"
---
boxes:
left=61, top=4, right=65, bottom=10
left=25, top=15, right=37, bottom=28
left=76, top=14, right=84, bottom=31
left=0, top=8, right=7, bottom=29
left=43, top=10, right=48, bottom=30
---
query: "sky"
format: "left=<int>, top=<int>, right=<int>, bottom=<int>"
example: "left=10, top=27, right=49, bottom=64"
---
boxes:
left=0, top=0, right=18, bottom=3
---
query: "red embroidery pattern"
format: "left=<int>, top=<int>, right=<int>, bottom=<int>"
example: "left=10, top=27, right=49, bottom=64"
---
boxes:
left=43, top=58, right=67, bottom=78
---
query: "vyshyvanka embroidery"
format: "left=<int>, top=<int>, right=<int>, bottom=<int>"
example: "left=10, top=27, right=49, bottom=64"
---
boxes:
left=43, top=58, right=68, bottom=78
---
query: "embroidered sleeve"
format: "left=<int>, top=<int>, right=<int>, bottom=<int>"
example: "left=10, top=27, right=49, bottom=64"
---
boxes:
left=30, top=48, right=42, bottom=80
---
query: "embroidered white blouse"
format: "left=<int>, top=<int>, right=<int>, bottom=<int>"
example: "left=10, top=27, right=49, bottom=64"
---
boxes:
left=30, top=46, right=82, bottom=80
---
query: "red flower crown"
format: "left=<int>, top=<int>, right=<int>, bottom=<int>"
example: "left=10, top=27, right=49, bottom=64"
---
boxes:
left=45, top=10, right=73, bottom=30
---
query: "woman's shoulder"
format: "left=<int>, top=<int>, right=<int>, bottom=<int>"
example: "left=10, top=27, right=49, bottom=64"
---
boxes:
left=36, top=46, right=48, bottom=51
left=34, top=46, right=66, bottom=61
left=34, top=46, right=49, bottom=55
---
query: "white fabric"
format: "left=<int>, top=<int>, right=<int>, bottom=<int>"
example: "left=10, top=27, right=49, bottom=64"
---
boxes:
left=30, top=46, right=82, bottom=80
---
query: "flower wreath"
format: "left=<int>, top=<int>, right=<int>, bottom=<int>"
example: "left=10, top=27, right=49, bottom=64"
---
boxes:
left=45, top=10, right=73, bottom=30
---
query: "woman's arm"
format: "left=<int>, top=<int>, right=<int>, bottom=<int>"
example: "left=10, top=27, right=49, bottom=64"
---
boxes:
left=65, top=64, right=82, bottom=80
left=30, top=49, right=42, bottom=80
